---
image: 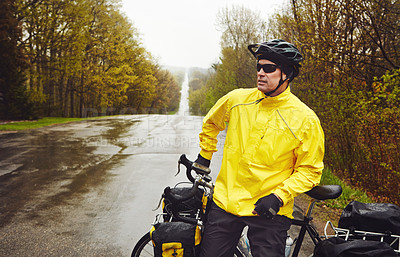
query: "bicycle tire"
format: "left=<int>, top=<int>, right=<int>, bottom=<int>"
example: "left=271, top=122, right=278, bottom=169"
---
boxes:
left=131, top=232, right=245, bottom=257
left=131, top=232, right=153, bottom=257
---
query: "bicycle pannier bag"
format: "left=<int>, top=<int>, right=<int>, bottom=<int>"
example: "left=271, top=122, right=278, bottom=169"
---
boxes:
left=162, top=187, right=209, bottom=221
left=338, top=201, right=400, bottom=234
left=150, top=221, right=201, bottom=257
left=313, top=237, right=397, bottom=257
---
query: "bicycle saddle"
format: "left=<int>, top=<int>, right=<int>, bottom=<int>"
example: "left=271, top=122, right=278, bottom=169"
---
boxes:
left=305, top=185, right=342, bottom=200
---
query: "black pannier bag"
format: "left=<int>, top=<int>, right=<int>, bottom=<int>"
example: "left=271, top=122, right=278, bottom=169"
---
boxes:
left=313, top=237, right=398, bottom=257
left=162, top=187, right=209, bottom=221
left=150, top=221, right=201, bottom=257
left=338, top=201, right=400, bottom=234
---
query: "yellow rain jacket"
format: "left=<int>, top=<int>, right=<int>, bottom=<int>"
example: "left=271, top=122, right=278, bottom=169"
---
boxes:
left=199, top=87, right=324, bottom=218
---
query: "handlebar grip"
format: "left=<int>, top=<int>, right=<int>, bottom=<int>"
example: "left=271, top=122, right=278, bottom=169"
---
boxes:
left=179, top=154, right=193, bottom=169
left=179, top=154, right=195, bottom=183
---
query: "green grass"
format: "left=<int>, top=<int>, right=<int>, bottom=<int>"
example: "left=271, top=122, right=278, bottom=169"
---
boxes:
left=0, top=117, right=98, bottom=131
left=320, top=168, right=373, bottom=209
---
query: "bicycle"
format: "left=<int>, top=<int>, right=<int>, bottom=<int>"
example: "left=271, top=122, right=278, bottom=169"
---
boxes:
left=131, top=154, right=343, bottom=257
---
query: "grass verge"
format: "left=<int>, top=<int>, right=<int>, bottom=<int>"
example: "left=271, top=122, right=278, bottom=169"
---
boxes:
left=0, top=117, right=109, bottom=131
left=319, top=167, right=373, bottom=209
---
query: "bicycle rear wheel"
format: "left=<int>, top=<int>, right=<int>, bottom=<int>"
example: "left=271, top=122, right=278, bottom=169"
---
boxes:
left=131, top=232, right=244, bottom=257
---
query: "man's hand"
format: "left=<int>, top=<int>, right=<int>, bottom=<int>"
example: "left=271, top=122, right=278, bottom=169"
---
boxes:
left=252, top=194, right=283, bottom=219
left=192, top=154, right=211, bottom=174
left=194, top=154, right=210, bottom=167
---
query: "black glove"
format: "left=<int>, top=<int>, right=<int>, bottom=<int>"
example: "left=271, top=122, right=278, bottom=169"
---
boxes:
left=194, top=154, right=210, bottom=167
left=253, top=194, right=282, bottom=219
left=192, top=154, right=211, bottom=175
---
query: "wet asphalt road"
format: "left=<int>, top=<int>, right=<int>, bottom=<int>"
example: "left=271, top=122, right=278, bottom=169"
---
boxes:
left=0, top=113, right=227, bottom=257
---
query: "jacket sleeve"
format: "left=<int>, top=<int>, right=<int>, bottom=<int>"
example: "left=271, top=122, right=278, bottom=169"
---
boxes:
left=272, top=115, right=325, bottom=205
left=199, top=92, right=232, bottom=160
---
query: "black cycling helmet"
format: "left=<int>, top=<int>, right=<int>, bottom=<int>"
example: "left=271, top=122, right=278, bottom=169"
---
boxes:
left=248, top=39, right=303, bottom=96
left=248, top=39, right=303, bottom=67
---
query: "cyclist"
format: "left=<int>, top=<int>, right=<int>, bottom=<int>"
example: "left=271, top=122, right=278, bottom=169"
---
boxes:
left=194, top=39, right=325, bottom=257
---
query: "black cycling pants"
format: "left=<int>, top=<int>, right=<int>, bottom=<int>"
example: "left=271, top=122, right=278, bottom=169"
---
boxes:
left=199, top=201, right=292, bottom=257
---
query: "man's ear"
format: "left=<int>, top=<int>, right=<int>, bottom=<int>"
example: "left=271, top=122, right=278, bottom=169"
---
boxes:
left=284, top=70, right=294, bottom=81
left=281, top=70, right=290, bottom=81
left=282, top=66, right=295, bottom=81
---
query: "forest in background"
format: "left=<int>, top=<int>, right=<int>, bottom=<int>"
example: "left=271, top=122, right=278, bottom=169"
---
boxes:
left=188, top=1, right=399, bottom=205
left=0, top=0, right=182, bottom=120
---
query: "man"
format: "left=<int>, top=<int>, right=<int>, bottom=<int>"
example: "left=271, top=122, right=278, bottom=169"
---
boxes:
left=195, top=39, right=325, bottom=257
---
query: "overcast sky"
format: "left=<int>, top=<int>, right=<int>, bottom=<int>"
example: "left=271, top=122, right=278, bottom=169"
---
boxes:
left=120, top=0, right=286, bottom=69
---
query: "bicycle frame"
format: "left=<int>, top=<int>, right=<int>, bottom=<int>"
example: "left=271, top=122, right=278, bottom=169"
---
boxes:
left=290, top=198, right=323, bottom=257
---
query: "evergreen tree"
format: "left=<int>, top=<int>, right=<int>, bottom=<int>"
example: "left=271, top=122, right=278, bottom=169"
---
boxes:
left=0, top=0, right=32, bottom=120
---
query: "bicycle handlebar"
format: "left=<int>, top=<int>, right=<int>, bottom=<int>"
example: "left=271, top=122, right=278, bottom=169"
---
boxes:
left=178, top=154, right=195, bottom=183
left=178, top=154, right=212, bottom=183
left=162, top=154, right=214, bottom=225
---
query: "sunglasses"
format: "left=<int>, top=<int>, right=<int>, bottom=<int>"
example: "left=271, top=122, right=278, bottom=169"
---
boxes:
left=257, top=63, right=279, bottom=73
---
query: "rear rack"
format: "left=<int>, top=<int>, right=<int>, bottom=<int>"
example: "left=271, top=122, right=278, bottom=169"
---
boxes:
left=324, top=221, right=400, bottom=253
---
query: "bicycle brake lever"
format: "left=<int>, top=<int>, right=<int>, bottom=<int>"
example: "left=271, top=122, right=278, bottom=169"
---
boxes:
left=175, top=161, right=181, bottom=176
left=153, top=194, right=164, bottom=211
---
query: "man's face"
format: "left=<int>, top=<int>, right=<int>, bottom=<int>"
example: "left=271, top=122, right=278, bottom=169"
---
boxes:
left=257, top=59, right=287, bottom=96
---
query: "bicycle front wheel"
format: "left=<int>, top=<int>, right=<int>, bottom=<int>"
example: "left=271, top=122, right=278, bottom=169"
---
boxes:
left=131, top=232, right=244, bottom=257
left=131, top=232, right=153, bottom=257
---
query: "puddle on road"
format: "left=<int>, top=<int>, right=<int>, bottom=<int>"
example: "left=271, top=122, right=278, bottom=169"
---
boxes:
left=0, top=118, right=139, bottom=227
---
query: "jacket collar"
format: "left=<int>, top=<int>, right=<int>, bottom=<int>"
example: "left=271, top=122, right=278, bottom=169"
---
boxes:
left=258, top=86, right=292, bottom=105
